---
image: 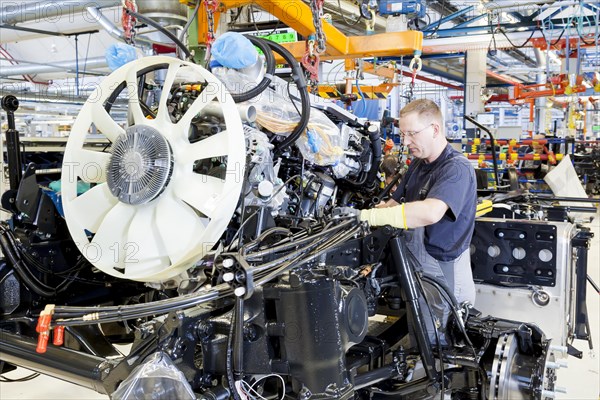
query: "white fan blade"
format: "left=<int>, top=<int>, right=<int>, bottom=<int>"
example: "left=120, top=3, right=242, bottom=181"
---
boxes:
left=178, top=130, right=229, bottom=165
left=125, top=205, right=166, bottom=259
left=91, top=202, right=136, bottom=270
left=155, top=192, right=207, bottom=264
left=123, top=257, right=171, bottom=279
left=68, top=183, right=118, bottom=233
left=172, top=172, right=225, bottom=219
left=123, top=204, right=170, bottom=278
left=92, top=104, right=125, bottom=142
left=157, top=63, right=181, bottom=120
left=70, top=149, right=110, bottom=183
left=126, top=68, right=146, bottom=125
left=176, top=90, right=217, bottom=129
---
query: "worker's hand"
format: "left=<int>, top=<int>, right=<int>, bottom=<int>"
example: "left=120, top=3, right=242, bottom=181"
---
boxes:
left=374, top=200, right=387, bottom=208
left=332, top=206, right=360, bottom=219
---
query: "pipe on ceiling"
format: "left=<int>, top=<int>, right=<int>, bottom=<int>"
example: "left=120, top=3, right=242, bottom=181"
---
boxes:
left=85, top=6, right=124, bottom=41
left=0, top=56, right=107, bottom=77
left=86, top=6, right=155, bottom=47
left=0, top=0, right=121, bottom=25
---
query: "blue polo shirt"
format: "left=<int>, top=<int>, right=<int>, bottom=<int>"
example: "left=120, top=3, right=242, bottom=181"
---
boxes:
left=393, top=144, right=476, bottom=261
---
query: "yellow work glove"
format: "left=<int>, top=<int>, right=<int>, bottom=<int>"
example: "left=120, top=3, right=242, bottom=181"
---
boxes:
left=359, top=204, right=407, bottom=230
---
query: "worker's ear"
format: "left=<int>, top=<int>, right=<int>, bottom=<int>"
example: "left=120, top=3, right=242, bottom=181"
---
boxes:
left=432, top=122, right=440, bottom=138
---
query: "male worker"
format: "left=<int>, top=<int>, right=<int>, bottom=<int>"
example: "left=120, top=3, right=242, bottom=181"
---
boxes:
left=360, top=99, right=477, bottom=341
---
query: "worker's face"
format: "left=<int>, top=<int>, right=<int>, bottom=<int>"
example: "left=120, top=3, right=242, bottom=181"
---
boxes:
left=398, top=112, right=439, bottom=160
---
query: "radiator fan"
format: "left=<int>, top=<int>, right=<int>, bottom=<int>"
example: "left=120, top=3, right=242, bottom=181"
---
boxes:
left=61, top=56, right=245, bottom=282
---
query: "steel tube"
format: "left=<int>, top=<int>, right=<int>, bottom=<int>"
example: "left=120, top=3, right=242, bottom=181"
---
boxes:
left=0, top=330, right=110, bottom=394
left=0, top=1, right=120, bottom=24
left=389, top=236, right=441, bottom=384
left=0, top=57, right=107, bottom=77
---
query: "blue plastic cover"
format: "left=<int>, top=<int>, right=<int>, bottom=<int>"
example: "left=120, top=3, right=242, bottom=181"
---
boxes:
left=211, top=32, right=258, bottom=69
left=105, top=43, right=138, bottom=71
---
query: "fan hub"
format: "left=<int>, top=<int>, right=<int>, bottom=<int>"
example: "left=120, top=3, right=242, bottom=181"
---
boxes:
left=107, top=125, right=173, bottom=205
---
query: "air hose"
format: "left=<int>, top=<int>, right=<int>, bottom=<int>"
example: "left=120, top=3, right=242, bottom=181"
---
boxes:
left=259, top=39, right=311, bottom=155
left=228, top=35, right=276, bottom=104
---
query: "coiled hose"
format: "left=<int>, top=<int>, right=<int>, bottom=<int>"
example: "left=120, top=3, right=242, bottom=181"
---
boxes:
left=259, top=39, right=311, bottom=155
left=228, top=35, right=276, bottom=104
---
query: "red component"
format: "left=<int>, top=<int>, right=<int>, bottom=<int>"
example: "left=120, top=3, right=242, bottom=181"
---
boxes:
left=384, top=138, right=394, bottom=154
left=36, top=313, right=51, bottom=333
left=36, top=331, right=50, bottom=353
left=35, top=314, right=52, bottom=353
left=152, top=43, right=177, bottom=54
left=53, top=326, right=65, bottom=346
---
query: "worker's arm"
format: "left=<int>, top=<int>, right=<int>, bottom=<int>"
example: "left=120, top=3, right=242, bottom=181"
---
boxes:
left=360, top=198, right=448, bottom=229
left=376, top=198, right=399, bottom=208
left=404, top=198, right=448, bottom=228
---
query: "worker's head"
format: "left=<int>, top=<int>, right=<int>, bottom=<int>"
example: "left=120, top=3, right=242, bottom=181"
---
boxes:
left=380, top=156, right=402, bottom=185
left=398, top=99, right=446, bottom=162
left=532, top=134, right=545, bottom=154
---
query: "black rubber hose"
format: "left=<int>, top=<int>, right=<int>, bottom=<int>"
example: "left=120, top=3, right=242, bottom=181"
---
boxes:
left=0, top=232, right=56, bottom=298
left=370, top=171, right=403, bottom=207
left=261, top=39, right=310, bottom=154
left=344, top=126, right=382, bottom=189
left=367, top=125, right=383, bottom=183
left=232, top=298, right=245, bottom=380
left=226, top=308, right=243, bottom=400
left=228, top=35, right=276, bottom=103
left=125, top=9, right=193, bottom=61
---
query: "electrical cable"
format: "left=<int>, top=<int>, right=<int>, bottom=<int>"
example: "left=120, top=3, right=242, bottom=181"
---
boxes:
left=287, top=80, right=302, bottom=117
left=425, top=0, right=445, bottom=38
left=0, top=361, right=39, bottom=382
left=338, top=0, right=362, bottom=26
left=226, top=302, right=244, bottom=400
left=125, top=9, right=193, bottom=60
left=355, top=78, right=367, bottom=116
left=421, top=276, right=477, bottom=359
left=260, top=39, right=310, bottom=155
left=410, top=273, right=446, bottom=399
left=498, top=25, right=539, bottom=49
left=0, top=228, right=57, bottom=298
left=80, top=33, right=92, bottom=84
left=178, top=0, right=201, bottom=45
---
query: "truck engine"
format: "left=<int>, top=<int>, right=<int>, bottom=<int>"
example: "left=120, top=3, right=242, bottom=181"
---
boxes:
left=0, top=35, right=594, bottom=400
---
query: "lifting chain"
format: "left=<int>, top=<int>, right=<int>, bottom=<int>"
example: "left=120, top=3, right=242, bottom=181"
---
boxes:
left=301, top=39, right=320, bottom=93
left=406, top=51, right=422, bottom=101
left=204, top=0, right=220, bottom=60
left=310, top=0, right=327, bottom=54
left=122, top=0, right=137, bottom=43
left=365, top=1, right=376, bottom=33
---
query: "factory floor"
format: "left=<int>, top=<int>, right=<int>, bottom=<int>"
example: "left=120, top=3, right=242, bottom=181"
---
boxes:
left=1, top=211, right=599, bottom=400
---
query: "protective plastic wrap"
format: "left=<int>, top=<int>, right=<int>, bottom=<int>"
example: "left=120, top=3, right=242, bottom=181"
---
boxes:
left=296, top=110, right=348, bottom=166
left=211, top=66, right=259, bottom=95
left=105, top=43, right=137, bottom=71
left=211, top=32, right=258, bottom=69
left=111, top=352, right=195, bottom=400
